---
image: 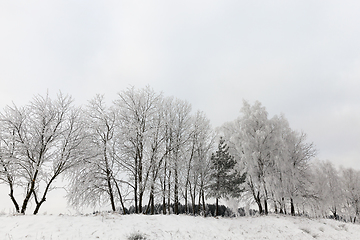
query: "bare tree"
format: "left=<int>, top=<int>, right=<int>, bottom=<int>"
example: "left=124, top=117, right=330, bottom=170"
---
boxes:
left=67, top=95, right=127, bottom=213
left=115, top=86, right=161, bottom=213
left=0, top=93, right=86, bottom=214
left=0, top=105, right=25, bottom=213
left=169, top=99, right=192, bottom=214
left=184, top=111, right=214, bottom=215
left=159, top=97, right=176, bottom=214
left=144, top=98, right=172, bottom=215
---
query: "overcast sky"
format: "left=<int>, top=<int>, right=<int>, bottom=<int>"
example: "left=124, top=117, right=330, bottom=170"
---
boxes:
left=1, top=1, right=360, bottom=213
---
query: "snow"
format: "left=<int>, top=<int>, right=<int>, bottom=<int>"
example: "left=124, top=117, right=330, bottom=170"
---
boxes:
left=1, top=213, right=360, bottom=240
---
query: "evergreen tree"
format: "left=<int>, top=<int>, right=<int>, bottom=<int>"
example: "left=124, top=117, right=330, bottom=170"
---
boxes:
left=207, top=137, right=246, bottom=216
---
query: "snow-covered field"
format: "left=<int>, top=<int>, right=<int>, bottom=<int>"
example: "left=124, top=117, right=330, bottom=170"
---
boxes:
left=1, top=213, right=359, bottom=240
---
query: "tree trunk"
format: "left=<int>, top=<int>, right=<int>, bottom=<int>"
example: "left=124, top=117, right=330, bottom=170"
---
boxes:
left=149, top=183, right=155, bottom=215
left=104, top=145, right=116, bottom=212
left=184, top=186, right=188, bottom=214
left=162, top=162, right=167, bottom=215
left=255, top=191, right=263, bottom=215
left=264, top=198, right=268, bottom=215
left=33, top=198, right=45, bottom=215
left=21, top=170, right=38, bottom=214
left=4, top=167, right=20, bottom=213
left=107, top=173, right=116, bottom=212
left=215, top=198, right=219, bottom=217
left=113, top=179, right=126, bottom=214
left=134, top=158, right=138, bottom=214
left=139, top=191, right=143, bottom=213
left=33, top=174, right=59, bottom=215
left=189, top=182, right=196, bottom=215
left=145, top=195, right=151, bottom=214
left=281, top=197, right=286, bottom=214
left=150, top=195, right=154, bottom=215
left=290, top=198, right=295, bottom=216
left=184, top=145, right=195, bottom=214
left=201, top=190, right=206, bottom=217
left=167, top=169, right=171, bottom=214
left=9, top=183, right=20, bottom=213
left=174, top=164, right=179, bottom=215
left=163, top=195, right=166, bottom=214
left=197, top=190, right=201, bottom=215
left=333, top=207, right=337, bottom=220
left=138, top=158, right=143, bottom=213
left=21, top=177, right=37, bottom=214
left=263, top=184, right=269, bottom=215
left=191, top=196, right=196, bottom=215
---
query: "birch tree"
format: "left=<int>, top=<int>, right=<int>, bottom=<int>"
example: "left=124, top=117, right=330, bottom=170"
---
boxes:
left=235, top=100, right=280, bottom=215
left=312, top=160, right=343, bottom=219
left=284, top=130, right=315, bottom=215
left=221, top=100, right=315, bottom=215
left=271, top=118, right=315, bottom=215
left=341, top=167, right=360, bottom=222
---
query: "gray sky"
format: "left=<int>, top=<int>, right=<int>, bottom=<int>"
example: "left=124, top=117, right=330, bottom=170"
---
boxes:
left=1, top=1, right=360, bottom=213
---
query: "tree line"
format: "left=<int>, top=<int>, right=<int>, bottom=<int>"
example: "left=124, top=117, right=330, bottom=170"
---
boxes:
left=0, top=86, right=359, bottom=222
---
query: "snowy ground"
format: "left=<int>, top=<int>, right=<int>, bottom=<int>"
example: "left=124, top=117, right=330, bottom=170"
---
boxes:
left=1, top=213, right=359, bottom=240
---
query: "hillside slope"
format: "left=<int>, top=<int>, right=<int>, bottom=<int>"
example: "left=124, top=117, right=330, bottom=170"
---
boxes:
left=1, top=213, right=359, bottom=240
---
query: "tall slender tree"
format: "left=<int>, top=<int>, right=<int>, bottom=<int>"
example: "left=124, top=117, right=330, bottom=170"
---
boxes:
left=115, top=86, right=162, bottom=213
left=66, top=95, right=126, bottom=213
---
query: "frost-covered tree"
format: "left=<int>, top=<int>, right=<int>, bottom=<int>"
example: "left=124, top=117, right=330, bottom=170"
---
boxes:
left=341, top=167, right=360, bottom=222
left=312, top=160, right=343, bottom=219
left=221, top=100, right=315, bottom=216
left=0, top=93, right=86, bottom=214
left=114, top=86, right=162, bottom=213
left=271, top=118, right=315, bottom=215
left=207, top=137, right=246, bottom=216
left=195, top=132, right=214, bottom=216
left=144, top=98, right=170, bottom=215
left=184, top=110, right=214, bottom=215
left=66, top=95, right=126, bottom=213
left=0, top=105, right=25, bottom=213
left=233, top=101, right=280, bottom=215
left=159, top=96, right=177, bottom=214
left=284, top=130, right=315, bottom=215
left=170, top=98, right=192, bottom=215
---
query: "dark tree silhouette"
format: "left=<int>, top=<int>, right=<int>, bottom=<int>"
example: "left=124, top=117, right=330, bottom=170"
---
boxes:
left=207, top=137, right=246, bottom=216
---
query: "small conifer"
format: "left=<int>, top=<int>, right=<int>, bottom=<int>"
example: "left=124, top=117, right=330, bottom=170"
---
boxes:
left=207, top=137, right=246, bottom=216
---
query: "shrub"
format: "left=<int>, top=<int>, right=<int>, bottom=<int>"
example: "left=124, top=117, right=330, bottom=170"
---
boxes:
left=127, top=231, right=147, bottom=240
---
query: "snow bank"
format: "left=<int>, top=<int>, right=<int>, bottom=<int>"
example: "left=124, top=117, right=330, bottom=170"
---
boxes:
left=1, top=213, right=359, bottom=240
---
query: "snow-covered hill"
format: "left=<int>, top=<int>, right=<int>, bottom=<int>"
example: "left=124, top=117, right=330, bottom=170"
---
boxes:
left=1, top=213, right=359, bottom=240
